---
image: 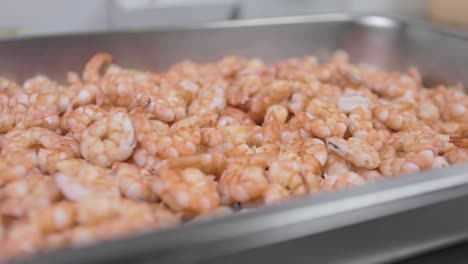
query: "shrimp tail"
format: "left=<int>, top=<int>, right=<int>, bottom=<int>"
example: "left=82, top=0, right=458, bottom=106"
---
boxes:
left=450, top=137, right=468, bottom=148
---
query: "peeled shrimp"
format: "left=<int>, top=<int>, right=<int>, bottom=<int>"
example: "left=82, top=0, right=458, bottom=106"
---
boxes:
left=112, top=162, right=159, bottom=202
left=153, top=167, right=220, bottom=214
left=296, top=99, right=348, bottom=138
left=379, top=131, right=445, bottom=176
left=80, top=109, right=136, bottom=167
left=326, top=137, right=380, bottom=169
left=54, top=159, right=120, bottom=201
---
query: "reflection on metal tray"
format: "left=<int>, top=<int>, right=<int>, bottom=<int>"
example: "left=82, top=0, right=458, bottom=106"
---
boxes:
left=3, top=13, right=468, bottom=264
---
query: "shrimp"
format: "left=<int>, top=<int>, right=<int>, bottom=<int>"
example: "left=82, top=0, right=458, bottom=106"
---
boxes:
left=130, top=108, right=169, bottom=141
left=248, top=80, right=291, bottom=122
left=372, top=103, right=418, bottom=131
left=262, top=184, right=291, bottom=205
left=80, top=109, right=136, bottom=167
left=338, top=94, right=370, bottom=114
left=348, top=107, right=390, bottom=150
left=354, top=167, right=383, bottom=181
left=322, top=172, right=366, bottom=190
left=218, top=163, right=269, bottom=204
left=166, top=152, right=225, bottom=177
left=216, top=116, right=249, bottom=147
left=29, top=201, right=77, bottom=234
left=153, top=167, right=220, bottom=214
left=268, top=138, right=327, bottom=195
left=0, top=149, right=38, bottom=186
left=222, top=107, right=256, bottom=126
left=1, top=127, right=78, bottom=174
left=226, top=74, right=263, bottom=108
left=1, top=173, right=62, bottom=217
left=60, top=105, right=106, bottom=141
left=296, top=99, right=348, bottom=138
left=326, top=137, right=380, bottom=169
left=140, top=116, right=201, bottom=160
left=341, top=64, right=419, bottom=99
left=112, top=162, right=159, bottom=202
left=15, top=104, right=60, bottom=132
left=130, top=148, right=164, bottom=172
left=450, top=137, right=468, bottom=148
left=83, top=53, right=114, bottom=82
left=140, top=91, right=188, bottom=123
left=417, top=102, right=440, bottom=124
left=428, top=85, right=468, bottom=123
left=188, top=84, right=226, bottom=123
left=69, top=83, right=101, bottom=108
left=37, top=136, right=81, bottom=174
left=54, top=159, right=120, bottom=201
left=379, top=131, right=445, bottom=176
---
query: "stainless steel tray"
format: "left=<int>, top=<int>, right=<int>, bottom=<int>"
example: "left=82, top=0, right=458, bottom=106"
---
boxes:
left=3, top=13, right=468, bottom=264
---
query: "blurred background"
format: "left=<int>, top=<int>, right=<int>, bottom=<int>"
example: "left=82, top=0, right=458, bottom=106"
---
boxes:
left=0, top=0, right=466, bottom=38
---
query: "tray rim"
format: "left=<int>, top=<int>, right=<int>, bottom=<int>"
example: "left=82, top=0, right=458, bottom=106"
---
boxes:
left=1, top=12, right=468, bottom=43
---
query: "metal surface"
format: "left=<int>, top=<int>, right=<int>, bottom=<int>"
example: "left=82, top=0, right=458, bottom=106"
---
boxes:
left=3, top=13, right=468, bottom=264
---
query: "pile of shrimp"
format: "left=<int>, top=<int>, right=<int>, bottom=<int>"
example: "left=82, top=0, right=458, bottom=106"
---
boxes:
left=0, top=51, right=467, bottom=260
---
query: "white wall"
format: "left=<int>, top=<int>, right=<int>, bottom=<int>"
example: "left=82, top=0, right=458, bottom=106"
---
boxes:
left=0, top=0, right=108, bottom=35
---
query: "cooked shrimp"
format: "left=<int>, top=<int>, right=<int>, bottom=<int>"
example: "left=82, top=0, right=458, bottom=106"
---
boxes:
left=37, top=136, right=80, bottom=174
left=348, top=107, right=390, bottom=150
left=1, top=173, right=62, bottom=217
left=218, top=164, right=269, bottom=204
left=372, top=103, right=418, bottom=131
left=112, top=162, right=159, bottom=202
left=83, top=53, right=114, bottom=82
left=326, top=137, right=380, bottom=169
left=450, top=137, right=468, bottom=148
left=80, top=109, right=136, bottom=167
left=29, top=201, right=77, bottom=234
left=296, top=99, right=348, bottom=138
left=268, top=138, right=327, bottom=195
left=262, top=184, right=291, bottom=205
left=60, top=105, right=106, bottom=141
left=0, top=149, right=38, bottom=186
left=379, top=131, right=445, bottom=176
left=248, top=80, right=291, bottom=122
left=54, top=159, right=120, bottom=201
left=188, top=84, right=226, bottom=123
left=153, top=167, right=220, bottom=214
left=140, top=116, right=201, bottom=160
left=322, top=172, right=366, bottom=190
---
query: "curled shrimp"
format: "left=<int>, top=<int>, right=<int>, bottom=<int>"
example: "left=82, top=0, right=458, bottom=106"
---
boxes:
left=1, top=173, right=62, bottom=217
left=80, top=109, right=136, bottom=167
left=296, top=99, right=348, bottom=139
left=1, top=127, right=79, bottom=174
left=326, top=137, right=380, bottom=169
left=188, top=84, right=226, bottom=123
left=372, top=103, right=418, bottom=131
left=153, top=167, right=220, bottom=214
left=112, top=162, right=159, bottom=202
left=60, top=105, right=106, bottom=141
left=54, top=159, right=120, bottom=201
left=348, top=107, right=390, bottom=151
left=29, top=201, right=77, bottom=234
left=268, top=138, right=327, bottom=195
left=140, top=116, right=201, bottom=160
left=218, top=163, right=269, bottom=204
left=0, top=149, right=38, bottom=186
left=379, top=131, right=445, bottom=176
left=83, top=53, right=114, bottom=82
left=248, top=80, right=291, bottom=122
